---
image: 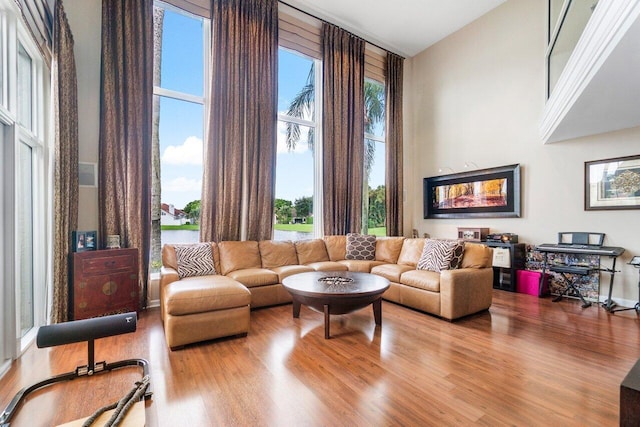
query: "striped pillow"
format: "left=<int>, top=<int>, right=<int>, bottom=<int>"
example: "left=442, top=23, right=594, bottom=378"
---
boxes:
left=417, top=239, right=465, bottom=272
left=174, top=243, right=216, bottom=279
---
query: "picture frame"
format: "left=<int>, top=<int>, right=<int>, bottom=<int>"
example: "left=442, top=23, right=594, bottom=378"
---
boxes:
left=72, top=230, right=97, bottom=252
left=423, top=164, right=521, bottom=219
left=585, top=155, right=640, bottom=211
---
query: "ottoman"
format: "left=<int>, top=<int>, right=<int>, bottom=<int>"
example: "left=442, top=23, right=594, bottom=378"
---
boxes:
left=163, top=275, right=251, bottom=350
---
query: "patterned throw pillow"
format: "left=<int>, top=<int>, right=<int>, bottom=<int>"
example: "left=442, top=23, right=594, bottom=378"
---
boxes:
left=345, top=233, right=376, bottom=260
left=416, top=239, right=465, bottom=272
left=174, top=243, right=217, bottom=279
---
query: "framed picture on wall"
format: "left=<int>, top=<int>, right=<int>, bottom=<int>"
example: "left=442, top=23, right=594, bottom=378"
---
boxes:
left=423, top=164, right=521, bottom=219
left=585, top=155, right=640, bottom=210
left=72, top=231, right=97, bottom=252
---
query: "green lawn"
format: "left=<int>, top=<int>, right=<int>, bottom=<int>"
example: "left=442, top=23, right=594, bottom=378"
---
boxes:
left=161, top=223, right=386, bottom=236
left=273, top=223, right=313, bottom=232
left=273, top=223, right=386, bottom=236
left=161, top=224, right=199, bottom=230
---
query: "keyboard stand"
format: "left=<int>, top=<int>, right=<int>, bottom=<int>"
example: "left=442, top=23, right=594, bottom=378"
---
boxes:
left=550, top=265, right=593, bottom=308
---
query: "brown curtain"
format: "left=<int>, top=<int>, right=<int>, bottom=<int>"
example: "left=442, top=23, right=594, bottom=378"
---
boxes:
left=51, top=0, right=78, bottom=323
left=99, top=0, right=153, bottom=308
left=244, top=0, right=278, bottom=241
left=201, top=0, right=277, bottom=242
left=322, top=23, right=365, bottom=235
left=385, top=53, right=404, bottom=236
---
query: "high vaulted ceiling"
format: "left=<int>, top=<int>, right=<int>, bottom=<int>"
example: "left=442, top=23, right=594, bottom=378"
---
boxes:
left=283, top=0, right=507, bottom=57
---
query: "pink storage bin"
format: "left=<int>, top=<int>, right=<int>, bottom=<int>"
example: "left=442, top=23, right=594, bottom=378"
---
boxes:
left=516, top=270, right=549, bottom=296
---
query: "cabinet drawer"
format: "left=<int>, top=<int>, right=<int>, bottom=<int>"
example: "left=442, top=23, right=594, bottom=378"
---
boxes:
left=78, top=252, right=136, bottom=275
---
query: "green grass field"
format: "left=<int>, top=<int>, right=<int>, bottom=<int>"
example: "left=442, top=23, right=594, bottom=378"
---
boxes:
left=161, top=223, right=387, bottom=236
left=273, top=223, right=386, bottom=236
left=161, top=224, right=199, bottom=230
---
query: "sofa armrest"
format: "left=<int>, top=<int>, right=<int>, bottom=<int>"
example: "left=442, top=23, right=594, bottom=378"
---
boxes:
left=160, top=266, right=180, bottom=320
left=439, top=267, right=493, bottom=320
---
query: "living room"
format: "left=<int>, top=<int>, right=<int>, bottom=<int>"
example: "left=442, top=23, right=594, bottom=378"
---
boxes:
left=1, top=0, right=640, bottom=425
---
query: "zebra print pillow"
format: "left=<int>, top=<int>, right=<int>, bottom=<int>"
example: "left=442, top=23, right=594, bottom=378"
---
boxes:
left=174, top=243, right=217, bottom=279
left=416, top=239, right=465, bottom=272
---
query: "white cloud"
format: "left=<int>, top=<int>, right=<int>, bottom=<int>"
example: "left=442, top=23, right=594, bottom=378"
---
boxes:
left=163, top=177, right=202, bottom=192
left=162, top=136, right=203, bottom=165
left=277, top=120, right=310, bottom=154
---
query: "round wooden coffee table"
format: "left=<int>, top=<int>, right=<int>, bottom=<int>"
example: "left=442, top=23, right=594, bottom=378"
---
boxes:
left=282, top=271, right=390, bottom=339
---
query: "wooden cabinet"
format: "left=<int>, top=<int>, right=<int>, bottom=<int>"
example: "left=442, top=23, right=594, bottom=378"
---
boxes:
left=71, top=248, right=139, bottom=320
left=485, top=242, right=526, bottom=292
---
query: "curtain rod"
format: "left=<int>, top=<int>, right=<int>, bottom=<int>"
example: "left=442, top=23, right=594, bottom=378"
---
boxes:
left=278, top=0, right=404, bottom=58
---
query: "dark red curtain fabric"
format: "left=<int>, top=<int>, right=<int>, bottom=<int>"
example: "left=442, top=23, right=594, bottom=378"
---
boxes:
left=385, top=52, right=404, bottom=236
left=98, top=0, right=153, bottom=307
left=322, top=23, right=365, bottom=235
left=201, top=0, right=278, bottom=242
left=52, top=0, right=79, bottom=323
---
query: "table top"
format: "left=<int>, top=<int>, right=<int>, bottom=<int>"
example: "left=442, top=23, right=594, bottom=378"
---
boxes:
left=282, top=271, right=389, bottom=297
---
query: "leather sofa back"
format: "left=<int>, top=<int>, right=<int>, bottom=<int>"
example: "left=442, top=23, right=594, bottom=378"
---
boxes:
left=162, top=242, right=221, bottom=274
left=294, top=239, right=330, bottom=264
left=259, top=240, right=299, bottom=268
left=397, top=238, right=425, bottom=267
left=461, top=242, right=493, bottom=268
left=375, top=237, right=405, bottom=263
left=218, top=241, right=262, bottom=275
left=324, top=235, right=347, bottom=261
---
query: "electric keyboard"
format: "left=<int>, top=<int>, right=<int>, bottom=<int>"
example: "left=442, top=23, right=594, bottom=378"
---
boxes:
left=536, top=243, right=624, bottom=257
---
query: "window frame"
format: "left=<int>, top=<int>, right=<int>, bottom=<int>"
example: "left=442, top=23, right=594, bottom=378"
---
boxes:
left=275, top=47, right=323, bottom=239
left=150, top=1, right=209, bottom=271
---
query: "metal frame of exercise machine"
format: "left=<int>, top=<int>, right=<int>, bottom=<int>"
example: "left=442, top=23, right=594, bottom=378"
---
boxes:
left=0, top=312, right=152, bottom=426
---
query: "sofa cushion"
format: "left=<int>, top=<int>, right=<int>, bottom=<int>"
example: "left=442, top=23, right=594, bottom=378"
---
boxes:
left=218, top=241, right=262, bottom=275
left=417, top=239, right=465, bottom=272
left=307, top=261, right=349, bottom=272
left=173, top=243, right=217, bottom=279
left=375, top=237, right=405, bottom=263
left=324, top=235, right=347, bottom=261
left=269, top=265, right=314, bottom=282
left=461, top=242, right=493, bottom=268
left=226, top=268, right=279, bottom=288
left=163, top=242, right=220, bottom=273
left=259, top=240, right=298, bottom=268
left=397, top=238, right=426, bottom=267
left=164, top=275, right=250, bottom=316
left=295, top=239, right=330, bottom=264
left=345, top=233, right=376, bottom=260
left=338, top=259, right=385, bottom=273
left=371, top=264, right=414, bottom=283
left=400, top=270, right=441, bottom=292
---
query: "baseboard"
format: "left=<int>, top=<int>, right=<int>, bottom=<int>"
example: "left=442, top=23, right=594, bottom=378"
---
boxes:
left=598, top=295, right=637, bottom=310
left=146, top=299, right=160, bottom=309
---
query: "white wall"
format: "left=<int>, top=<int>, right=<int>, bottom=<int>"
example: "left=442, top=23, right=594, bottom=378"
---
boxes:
left=404, top=0, right=640, bottom=302
left=65, top=0, right=101, bottom=232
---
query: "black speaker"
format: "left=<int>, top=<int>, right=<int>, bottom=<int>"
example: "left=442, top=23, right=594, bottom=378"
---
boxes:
left=36, top=312, right=137, bottom=348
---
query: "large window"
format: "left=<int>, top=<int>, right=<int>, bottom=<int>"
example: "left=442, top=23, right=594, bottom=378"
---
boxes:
left=547, top=0, right=597, bottom=97
left=363, top=79, right=386, bottom=236
left=274, top=48, right=321, bottom=241
left=0, top=1, right=48, bottom=371
left=151, top=2, right=207, bottom=269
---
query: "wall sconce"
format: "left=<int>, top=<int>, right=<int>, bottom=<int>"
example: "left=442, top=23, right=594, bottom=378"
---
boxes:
left=464, top=161, right=479, bottom=170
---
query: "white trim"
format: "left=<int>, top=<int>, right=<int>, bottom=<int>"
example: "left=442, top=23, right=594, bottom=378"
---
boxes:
left=153, top=86, right=204, bottom=105
left=540, top=0, right=640, bottom=143
left=312, top=57, right=323, bottom=238
left=277, top=113, right=315, bottom=128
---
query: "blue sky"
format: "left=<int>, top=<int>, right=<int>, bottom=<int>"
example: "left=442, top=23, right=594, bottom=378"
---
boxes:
left=158, top=9, right=384, bottom=210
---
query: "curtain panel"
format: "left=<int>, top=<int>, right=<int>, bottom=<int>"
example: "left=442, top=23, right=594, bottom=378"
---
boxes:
left=201, top=0, right=277, bottom=242
left=385, top=53, right=404, bottom=236
left=98, top=0, right=153, bottom=308
left=322, top=23, right=365, bottom=235
left=51, top=0, right=78, bottom=323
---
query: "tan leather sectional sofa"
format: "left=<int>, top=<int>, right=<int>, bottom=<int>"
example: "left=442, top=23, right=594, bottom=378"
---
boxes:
left=160, top=236, right=494, bottom=349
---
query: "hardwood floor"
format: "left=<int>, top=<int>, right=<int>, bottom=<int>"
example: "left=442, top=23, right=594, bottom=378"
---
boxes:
left=1, top=290, right=639, bottom=426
